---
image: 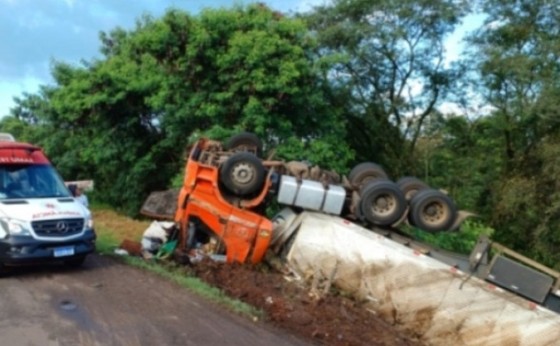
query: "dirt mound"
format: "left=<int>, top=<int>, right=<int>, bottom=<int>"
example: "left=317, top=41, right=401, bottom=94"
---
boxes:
left=191, top=259, right=422, bottom=346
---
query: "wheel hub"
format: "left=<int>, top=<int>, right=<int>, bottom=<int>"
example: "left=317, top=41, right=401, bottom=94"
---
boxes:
left=422, top=202, right=447, bottom=224
left=372, top=194, right=396, bottom=216
left=231, top=163, right=254, bottom=186
left=426, top=205, right=437, bottom=216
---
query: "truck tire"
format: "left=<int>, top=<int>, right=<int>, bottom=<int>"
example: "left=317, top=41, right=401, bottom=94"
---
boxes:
left=220, top=152, right=265, bottom=197
left=359, top=180, right=406, bottom=227
left=348, top=162, right=388, bottom=190
left=397, top=177, right=429, bottom=201
left=225, top=132, right=263, bottom=157
left=409, top=189, right=457, bottom=232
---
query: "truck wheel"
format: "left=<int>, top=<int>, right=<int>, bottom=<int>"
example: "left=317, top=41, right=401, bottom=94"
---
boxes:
left=220, top=152, right=265, bottom=196
left=359, top=180, right=406, bottom=227
left=348, top=162, right=388, bottom=190
left=409, top=189, right=457, bottom=232
left=397, top=177, right=429, bottom=201
left=225, top=132, right=263, bottom=157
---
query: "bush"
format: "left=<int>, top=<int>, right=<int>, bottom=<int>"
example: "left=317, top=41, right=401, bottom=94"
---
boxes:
left=411, top=220, right=495, bottom=254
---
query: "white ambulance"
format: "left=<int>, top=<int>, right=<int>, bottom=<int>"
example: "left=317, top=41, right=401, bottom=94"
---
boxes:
left=0, top=134, right=95, bottom=273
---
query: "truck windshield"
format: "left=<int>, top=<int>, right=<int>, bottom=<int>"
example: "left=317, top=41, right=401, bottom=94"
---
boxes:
left=0, top=164, right=71, bottom=199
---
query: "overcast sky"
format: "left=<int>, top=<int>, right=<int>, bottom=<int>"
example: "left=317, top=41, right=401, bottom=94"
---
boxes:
left=0, top=0, right=480, bottom=118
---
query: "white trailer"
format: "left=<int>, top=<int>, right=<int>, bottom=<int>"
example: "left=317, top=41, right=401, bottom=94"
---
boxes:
left=272, top=209, right=560, bottom=346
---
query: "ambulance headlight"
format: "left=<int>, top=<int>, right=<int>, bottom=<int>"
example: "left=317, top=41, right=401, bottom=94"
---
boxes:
left=0, top=218, right=32, bottom=237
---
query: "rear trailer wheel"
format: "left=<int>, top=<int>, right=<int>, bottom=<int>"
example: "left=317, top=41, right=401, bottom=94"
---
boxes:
left=225, top=132, right=263, bottom=157
left=409, top=189, right=457, bottom=232
left=348, top=162, right=389, bottom=190
left=397, top=176, right=429, bottom=201
left=220, top=152, right=265, bottom=197
left=359, top=180, right=407, bottom=227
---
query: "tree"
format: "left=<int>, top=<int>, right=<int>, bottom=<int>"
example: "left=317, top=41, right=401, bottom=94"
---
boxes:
left=7, top=4, right=352, bottom=215
left=466, top=0, right=560, bottom=267
left=468, top=0, right=560, bottom=165
left=415, top=114, right=504, bottom=217
left=306, top=0, right=469, bottom=175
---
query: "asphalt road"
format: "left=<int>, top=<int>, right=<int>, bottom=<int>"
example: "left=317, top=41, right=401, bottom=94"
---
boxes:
left=0, top=254, right=311, bottom=346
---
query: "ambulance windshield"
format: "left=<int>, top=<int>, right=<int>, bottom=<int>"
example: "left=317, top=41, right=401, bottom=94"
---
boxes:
left=0, top=164, right=72, bottom=199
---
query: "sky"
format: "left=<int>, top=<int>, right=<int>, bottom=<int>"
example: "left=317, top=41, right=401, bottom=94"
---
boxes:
left=0, top=0, right=482, bottom=118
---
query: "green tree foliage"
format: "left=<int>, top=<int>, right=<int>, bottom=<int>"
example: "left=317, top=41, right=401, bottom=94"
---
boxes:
left=6, top=0, right=560, bottom=269
left=492, top=135, right=560, bottom=268
left=415, top=114, right=504, bottom=217
left=305, top=0, right=469, bottom=175
left=7, top=4, right=351, bottom=215
left=469, top=0, right=560, bottom=164
left=464, top=0, right=560, bottom=267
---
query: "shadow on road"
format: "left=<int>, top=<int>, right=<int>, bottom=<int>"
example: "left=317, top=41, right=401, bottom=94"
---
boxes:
left=2, top=253, right=115, bottom=279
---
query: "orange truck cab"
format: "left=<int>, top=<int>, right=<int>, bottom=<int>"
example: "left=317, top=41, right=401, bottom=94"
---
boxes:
left=174, top=138, right=273, bottom=264
left=0, top=134, right=95, bottom=272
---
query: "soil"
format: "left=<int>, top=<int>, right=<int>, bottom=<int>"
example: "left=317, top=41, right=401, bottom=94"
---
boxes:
left=93, top=208, right=422, bottom=346
left=188, top=258, right=422, bottom=346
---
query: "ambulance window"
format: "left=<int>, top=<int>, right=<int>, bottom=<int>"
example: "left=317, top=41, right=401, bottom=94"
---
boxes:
left=0, top=164, right=71, bottom=199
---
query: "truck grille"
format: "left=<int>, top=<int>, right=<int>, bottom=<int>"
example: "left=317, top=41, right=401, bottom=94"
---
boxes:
left=32, top=218, right=84, bottom=237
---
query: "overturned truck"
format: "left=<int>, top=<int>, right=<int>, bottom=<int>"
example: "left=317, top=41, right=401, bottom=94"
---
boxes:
left=142, top=132, right=468, bottom=263
left=141, top=132, right=560, bottom=345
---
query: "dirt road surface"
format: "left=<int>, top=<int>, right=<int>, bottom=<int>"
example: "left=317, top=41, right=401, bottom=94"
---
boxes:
left=0, top=254, right=311, bottom=346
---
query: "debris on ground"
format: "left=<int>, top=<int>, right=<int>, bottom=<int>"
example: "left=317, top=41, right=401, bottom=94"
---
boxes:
left=190, top=258, right=421, bottom=346
left=118, top=239, right=143, bottom=256
left=141, top=221, right=175, bottom=254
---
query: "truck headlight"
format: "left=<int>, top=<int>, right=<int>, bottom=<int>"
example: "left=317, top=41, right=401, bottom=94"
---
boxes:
left=0, top=218, right=31, bottom=237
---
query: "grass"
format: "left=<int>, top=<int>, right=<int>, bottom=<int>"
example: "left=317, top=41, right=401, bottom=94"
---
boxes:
left=91, top=206, right=262, bottom=320
left=95, top=228, right=120, bottom=254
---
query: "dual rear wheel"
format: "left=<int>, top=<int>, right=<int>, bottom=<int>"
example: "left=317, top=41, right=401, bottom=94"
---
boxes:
left=408, top=189, right=457, bottom=232
left=349, top=162, right=457, bottom=232
left=358, top=179, right=407, bottom=227
left=396, top=176, right=457, bottom=231
left=349, top=162, right=406, bottom=227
